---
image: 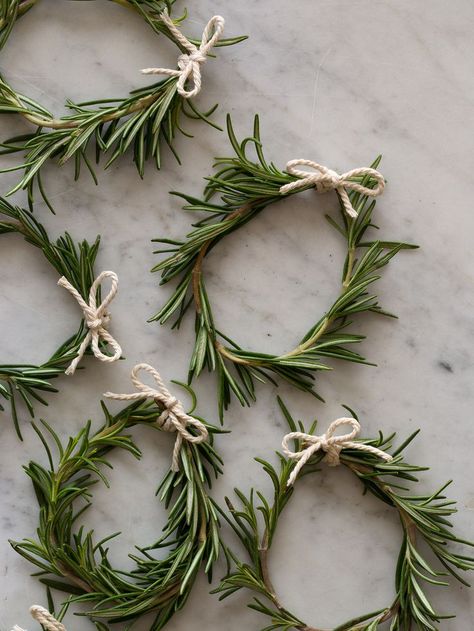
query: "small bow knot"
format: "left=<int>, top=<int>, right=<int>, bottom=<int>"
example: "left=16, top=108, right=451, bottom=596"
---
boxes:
left=282, top=417, right=392, bottom=487
left=279, top=159, right=385, bottom=218
left=158, top=395, right=181, bottom=433
left=314, top=168, right=341, bottom=192
left=104, top=363, right=208, bottom=471
left=87, top=314, right=109, bottom=329
left=141, top=13, right=225, bottom=99
left=58, top=271, right=122, bottom=376
left=165, top=395, right=179, bottom=409
left=12, top=605, right=66, bottom=631
left=181, top=50, right=207, bottom=65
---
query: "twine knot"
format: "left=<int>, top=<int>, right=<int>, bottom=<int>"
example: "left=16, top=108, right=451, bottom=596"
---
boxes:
left=282, top=417, right=392, bottom=487
left=279, top=159, right=385, bottom=219
left=12, top=605, right=66, bottom=631
left=312, top=168, right=342, bottom=192
left=141, top=12, right=225, bottom=99
left=180, top=50, right=207, bottom=66
left=104, top=363, right=208, bottom=471
left=58, top=270, right=122, bottom=376
left=87, top=313, right=109, bottom=329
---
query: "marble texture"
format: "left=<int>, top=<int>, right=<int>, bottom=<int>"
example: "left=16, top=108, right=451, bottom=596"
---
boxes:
left=1, top=0, right=474, bottom=629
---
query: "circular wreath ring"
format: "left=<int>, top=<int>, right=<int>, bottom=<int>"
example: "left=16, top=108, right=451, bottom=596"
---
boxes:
left=0, top=196, right=111, bottom=438
left=151, top=116, right=417, bottom=419
left=216, top=399, right=474, bottom=631
left=11, top=372, right=222, bottom=630
left=0, top=0, right=245, bottom=208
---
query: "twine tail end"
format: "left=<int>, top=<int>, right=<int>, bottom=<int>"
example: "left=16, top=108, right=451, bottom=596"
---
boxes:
left=64, top=363, right=77, bottom=377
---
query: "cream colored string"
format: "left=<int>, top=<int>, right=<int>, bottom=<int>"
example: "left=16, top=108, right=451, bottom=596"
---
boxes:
left=58, top=270, right=122, bottom=376
left=104, top=363, right=208, bottom=471
left=141, top=12, right=225, bottom=98
left=282, top=417, right=392, bottom=487
left=12, top=605, right=65, bottom=631
left=279, top=159, right=385, bottom=218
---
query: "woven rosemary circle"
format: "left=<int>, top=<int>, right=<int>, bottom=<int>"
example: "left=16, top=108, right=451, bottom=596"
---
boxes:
left=0, top=197, right=102, bottom=437
left=152, top=115, right=416, bottom=418
left=217, top=400, right=474, bottom=630
left=11, top=396, right=222, bottom=629
left=0, top=0, right=242, bottom=208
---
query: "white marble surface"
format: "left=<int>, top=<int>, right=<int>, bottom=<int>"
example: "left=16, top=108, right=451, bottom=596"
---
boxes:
left=1, top=0, right=474, bottom=629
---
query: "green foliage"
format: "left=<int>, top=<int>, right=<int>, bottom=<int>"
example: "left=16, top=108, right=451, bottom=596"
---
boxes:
left=0, top=1, right=180, bottom=52
left=214, top=400, right=474, bottom=630
left=151, top=115, right=418, bottom=420
left=0, top=0, right=246, bottom=208
left=0, top=197, right=103, bottom=437
left=11, top=397, right=223, bottom=630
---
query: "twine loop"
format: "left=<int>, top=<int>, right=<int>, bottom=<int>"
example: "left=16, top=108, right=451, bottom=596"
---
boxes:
left=58, top=270, right=122, bottom=376
left=279, top=159, right=385, bottom=219
left=12, top=605, right=65, bottom=631
left=104, top=363, right=208, bottom=471
left=141, top=13, right=225, bottom=99
left=282, top=417, right=392, bottom=487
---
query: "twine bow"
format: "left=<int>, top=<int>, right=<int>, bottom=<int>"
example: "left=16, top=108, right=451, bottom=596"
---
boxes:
left=282, top=418, right=392, bottom=487
left=104, top=363, right=208, bottom=471
left=141, top=12, right=225, bottom=99
left=279, top=159, right=385, bottom=218
left=58, top=270, right=122, bottom=376
left=12, top=605, right=65, bottom=631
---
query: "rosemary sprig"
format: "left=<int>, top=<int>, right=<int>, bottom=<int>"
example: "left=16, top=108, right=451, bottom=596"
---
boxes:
left=11, top=396, right=223, bottom=630
left=151, top=115, right=418, bottom=420
left=0, top=196, right=101, bottom=438
left=214, top=399, right=474, bottom=631
left=0, top=0, right=246, bottom=209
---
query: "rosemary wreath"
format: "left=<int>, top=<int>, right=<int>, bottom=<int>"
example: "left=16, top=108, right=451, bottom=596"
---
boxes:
left=11, top=378, right=222, bottom=630
left=151, top=116, right=417, bottom=419
left=0, top=0, right=245, bottom=210
left=215, top=399, right=474, bottom=631
left=0, top=196, right=110, bottom=438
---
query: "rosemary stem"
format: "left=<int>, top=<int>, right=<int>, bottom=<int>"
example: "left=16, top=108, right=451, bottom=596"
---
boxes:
left=213, top=296, right=331, bottom=366
left=277, top=231, right=358, bottom=360
left=215, top=341, right=260, bottom=365
left=3, top=0, right=185, bottom=131
left=192, top=201, right=258, bottom=315
left=55, top=558, right=94, bottom=594
left=1, top=220, right=26, bottom=235
left=15, top=87, right=173, bottom=129
left=342, top=460, right=414, bottom=629
left=192, top=242, right=211, bottom=314
left=213, top=303, right=331, bottom=368
left=18, top=0, right=37, bottom=16
left=258, top=533, right=325, bottom=631
left=199, top=210, right=358, bottom=368
left=258, top=538, right=277, bottom=599
left=258, top=486, right=398, bottom=631
left=220, top=402, right=469, bottom=631
left=194, top=460, right=209, bottom=544
left=148, top=582, right=182, bottom=606
left=342, top=244, right=356, bottom=288
left=276, top=318, right=329, bottom=360
left=48, top=523, right=95, bottom=594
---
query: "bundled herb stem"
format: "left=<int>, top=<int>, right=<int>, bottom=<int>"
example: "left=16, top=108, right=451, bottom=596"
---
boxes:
left=215, top=399, right=474, bottom=631
left=151, top=116, right=417, bottom=419
left=0, top=0, right=246, bottom=209
left=11, top=396, right=223, bottom=630
left=0, top=197, right=103, bottom=437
